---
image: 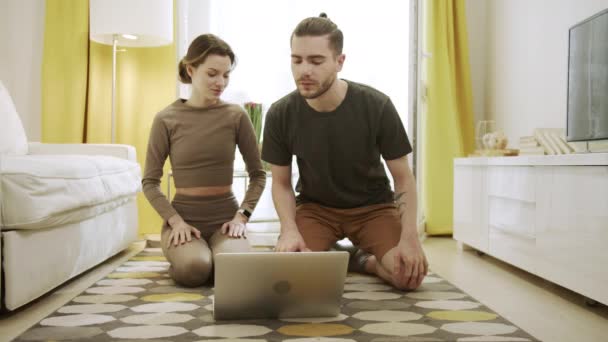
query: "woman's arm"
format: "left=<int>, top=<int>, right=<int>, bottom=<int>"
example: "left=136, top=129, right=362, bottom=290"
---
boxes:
left=236, top=113, right=267, bottom=217
left=142, top=115, right=179, bottom=221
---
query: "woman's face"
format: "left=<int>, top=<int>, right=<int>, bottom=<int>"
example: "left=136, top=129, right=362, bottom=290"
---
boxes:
left=187, top=54, right=232, bottom=102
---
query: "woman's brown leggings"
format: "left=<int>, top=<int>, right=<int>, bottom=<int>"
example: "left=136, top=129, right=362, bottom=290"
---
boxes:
left=160, top=192, right=250, bottom=287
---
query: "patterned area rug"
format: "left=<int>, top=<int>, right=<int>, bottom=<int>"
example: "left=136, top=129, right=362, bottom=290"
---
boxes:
left=15, top=247, right=537, bottom=341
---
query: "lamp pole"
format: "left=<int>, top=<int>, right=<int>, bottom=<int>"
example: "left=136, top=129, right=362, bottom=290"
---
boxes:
left=111, top=34, right=118, bottom=144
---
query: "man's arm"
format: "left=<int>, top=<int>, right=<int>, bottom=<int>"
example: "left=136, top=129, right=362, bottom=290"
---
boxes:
left=270, top=163, right=297, bottom=231
left=270, top=163, right=310, bottom=252
left=386, top=156, right=418, bottom=240
left=386, top=155, right=428, bottom=289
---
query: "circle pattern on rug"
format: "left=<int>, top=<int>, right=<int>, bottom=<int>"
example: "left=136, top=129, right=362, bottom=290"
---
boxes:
left=441, top=322, right=518, bottom=335
left=141, top=293, right=204, bottom=302
left=120, top=313, right=194, bottom=325
left=347, top=300, right=411, bottom=310
left=57, top=304, right=126, bottom=314
left=353, top=310, right=422, bottom=322
left=193, top=324, right=272, bottom=338
left=359, top=322, right=436, bottom=336
left=280, top=314, right=349, bottom=323
left=116, top=266, right=168, bottom=272
left=107, top=272, right=163, bottom=279
left=406, top=291, right=466, bottom=300
left=124, top=261, right=170, bottom=267
left=107, top=325, right=188, bottom=339
left=131, top=256, right=167, bottom=261
left=149, top=286, right=203, bottom=294
left=85, top=286, right=145, bottom=295
left=422, top=276, right=442, bottom=284
left=343, top=292, right=402, bottom=300
left=143, top=248, right=163, bottom=253
left=97, top=278, right=153, bottom=286
left=415, top=300, right=482, bottom=310
left=72, top=294, right=138, bottom=304
left=156, top=279, right=177, bottom=286
left=278, top=324, right=354, bottom=337
left=40, top=314, right=115, bottom=327
left=131, top=302, right=199, bottom=313
left=427, top=310, right=498, bottom=321
left=458, top=336, right=531, bottom=341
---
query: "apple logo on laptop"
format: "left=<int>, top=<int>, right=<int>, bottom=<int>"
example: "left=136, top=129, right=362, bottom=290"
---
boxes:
left=273, top=280, right=291, bottom=295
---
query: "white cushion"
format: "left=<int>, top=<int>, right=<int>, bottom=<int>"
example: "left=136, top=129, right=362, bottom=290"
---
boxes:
left=0, top=81, right=28, bottom=156
left=0, top=154, right=141, bottom=229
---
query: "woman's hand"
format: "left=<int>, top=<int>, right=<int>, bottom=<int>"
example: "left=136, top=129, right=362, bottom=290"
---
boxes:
left=221, top=213, right=248, bottom=238
left=167, top=215, right=201, bottom=248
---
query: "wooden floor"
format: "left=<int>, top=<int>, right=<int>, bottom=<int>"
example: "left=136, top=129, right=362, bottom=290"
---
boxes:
left=424, top=237, right=608, bottom=342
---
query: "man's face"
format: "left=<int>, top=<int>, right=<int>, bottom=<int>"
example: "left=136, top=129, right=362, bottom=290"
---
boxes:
left=290, top=35, right=345, bottom=99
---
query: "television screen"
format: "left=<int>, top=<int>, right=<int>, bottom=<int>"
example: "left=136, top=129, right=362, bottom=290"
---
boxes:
left=567, top=8, right=608, bottom=142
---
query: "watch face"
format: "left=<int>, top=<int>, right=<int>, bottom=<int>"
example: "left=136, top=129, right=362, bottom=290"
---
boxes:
left=239, top=209, right=252, bottom=218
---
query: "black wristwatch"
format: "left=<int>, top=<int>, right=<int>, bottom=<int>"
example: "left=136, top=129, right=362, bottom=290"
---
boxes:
left=237, top=208, right=252, bottom=220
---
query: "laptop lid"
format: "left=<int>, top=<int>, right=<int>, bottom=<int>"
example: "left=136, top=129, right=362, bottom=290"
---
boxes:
left=213, top=251, right=349, bottom=320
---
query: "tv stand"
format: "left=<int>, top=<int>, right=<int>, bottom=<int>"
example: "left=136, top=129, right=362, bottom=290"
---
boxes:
left=453, top=153, right=608, bottom=306
left=570, top=140, right=608, bottom=154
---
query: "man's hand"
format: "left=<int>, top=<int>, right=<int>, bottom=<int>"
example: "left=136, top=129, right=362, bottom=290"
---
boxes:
left=275, top=228, right=311, bottom=252
left=167, top=220, right=201, bottom=249
left=393, top=237, right=428, bottom=290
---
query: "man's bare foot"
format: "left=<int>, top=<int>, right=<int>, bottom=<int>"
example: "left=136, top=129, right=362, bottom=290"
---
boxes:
left=364, top=255, right=377, bottom=274
left=349, top=249, right=372, bottom=274
left=332, top=240, right=373, bottom=274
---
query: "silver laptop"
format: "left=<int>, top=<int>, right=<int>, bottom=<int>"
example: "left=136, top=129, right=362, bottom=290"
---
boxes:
left=213, top=251, right=349, bottom=320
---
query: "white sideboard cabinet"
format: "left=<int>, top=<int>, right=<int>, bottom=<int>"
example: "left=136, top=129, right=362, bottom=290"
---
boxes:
left=453, top=153, right=608, bottom=305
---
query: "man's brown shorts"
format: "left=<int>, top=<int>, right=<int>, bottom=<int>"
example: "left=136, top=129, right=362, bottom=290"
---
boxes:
left=295, top=202, right=402, bottom=261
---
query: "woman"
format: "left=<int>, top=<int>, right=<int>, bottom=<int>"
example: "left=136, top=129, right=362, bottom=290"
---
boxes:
left=142, top=34, right=266, bottom=287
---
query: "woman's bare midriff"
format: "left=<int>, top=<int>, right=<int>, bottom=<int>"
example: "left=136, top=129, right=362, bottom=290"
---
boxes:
left=175, top=185, right=232, bottom=196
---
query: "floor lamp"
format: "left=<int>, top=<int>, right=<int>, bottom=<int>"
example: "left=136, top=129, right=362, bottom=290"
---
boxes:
left=89, top=0, right=173, bottom=143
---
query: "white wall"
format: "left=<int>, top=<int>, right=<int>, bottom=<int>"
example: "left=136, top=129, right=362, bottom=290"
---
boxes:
left=0, top=0, right=45, bottom=142
left=466, top=0, right=607, bottom=147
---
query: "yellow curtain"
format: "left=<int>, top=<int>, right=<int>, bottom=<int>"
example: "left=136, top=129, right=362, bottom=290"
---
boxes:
left=42, top=0, right=177, bottom=236
left=42, top=0, right=89, bottom=143
left=87, top=43, right=176, bottom=236
left=422, top=0, right=475, bottom=235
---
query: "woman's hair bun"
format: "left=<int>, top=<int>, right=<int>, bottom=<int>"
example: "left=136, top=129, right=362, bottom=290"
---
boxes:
left=319, top=12, right=328, bottom=18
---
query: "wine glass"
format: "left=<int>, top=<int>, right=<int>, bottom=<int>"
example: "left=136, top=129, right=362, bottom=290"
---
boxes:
left=475, top=120, right=496, bottom=151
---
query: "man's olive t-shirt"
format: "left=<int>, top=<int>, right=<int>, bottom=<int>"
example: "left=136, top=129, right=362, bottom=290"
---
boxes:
left=262, top=80, right=412, bottom=209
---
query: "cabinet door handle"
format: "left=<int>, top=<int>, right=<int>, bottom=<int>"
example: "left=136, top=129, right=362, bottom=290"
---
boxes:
left=490, top=223, right=535, bottom=240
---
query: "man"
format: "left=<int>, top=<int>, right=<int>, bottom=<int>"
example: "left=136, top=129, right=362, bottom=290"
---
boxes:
left=261, top=14, right=427, bottom=290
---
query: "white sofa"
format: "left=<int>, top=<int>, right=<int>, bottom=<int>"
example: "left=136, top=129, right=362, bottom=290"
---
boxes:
left=0, top=81, right=141, bottom=311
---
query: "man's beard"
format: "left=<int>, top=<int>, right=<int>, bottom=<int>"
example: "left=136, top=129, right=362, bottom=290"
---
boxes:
left=298, top=75, right=336, bottom=100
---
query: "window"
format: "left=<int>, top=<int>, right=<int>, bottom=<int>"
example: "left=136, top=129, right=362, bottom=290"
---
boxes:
left=179, top=0, right=410, bottom=126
